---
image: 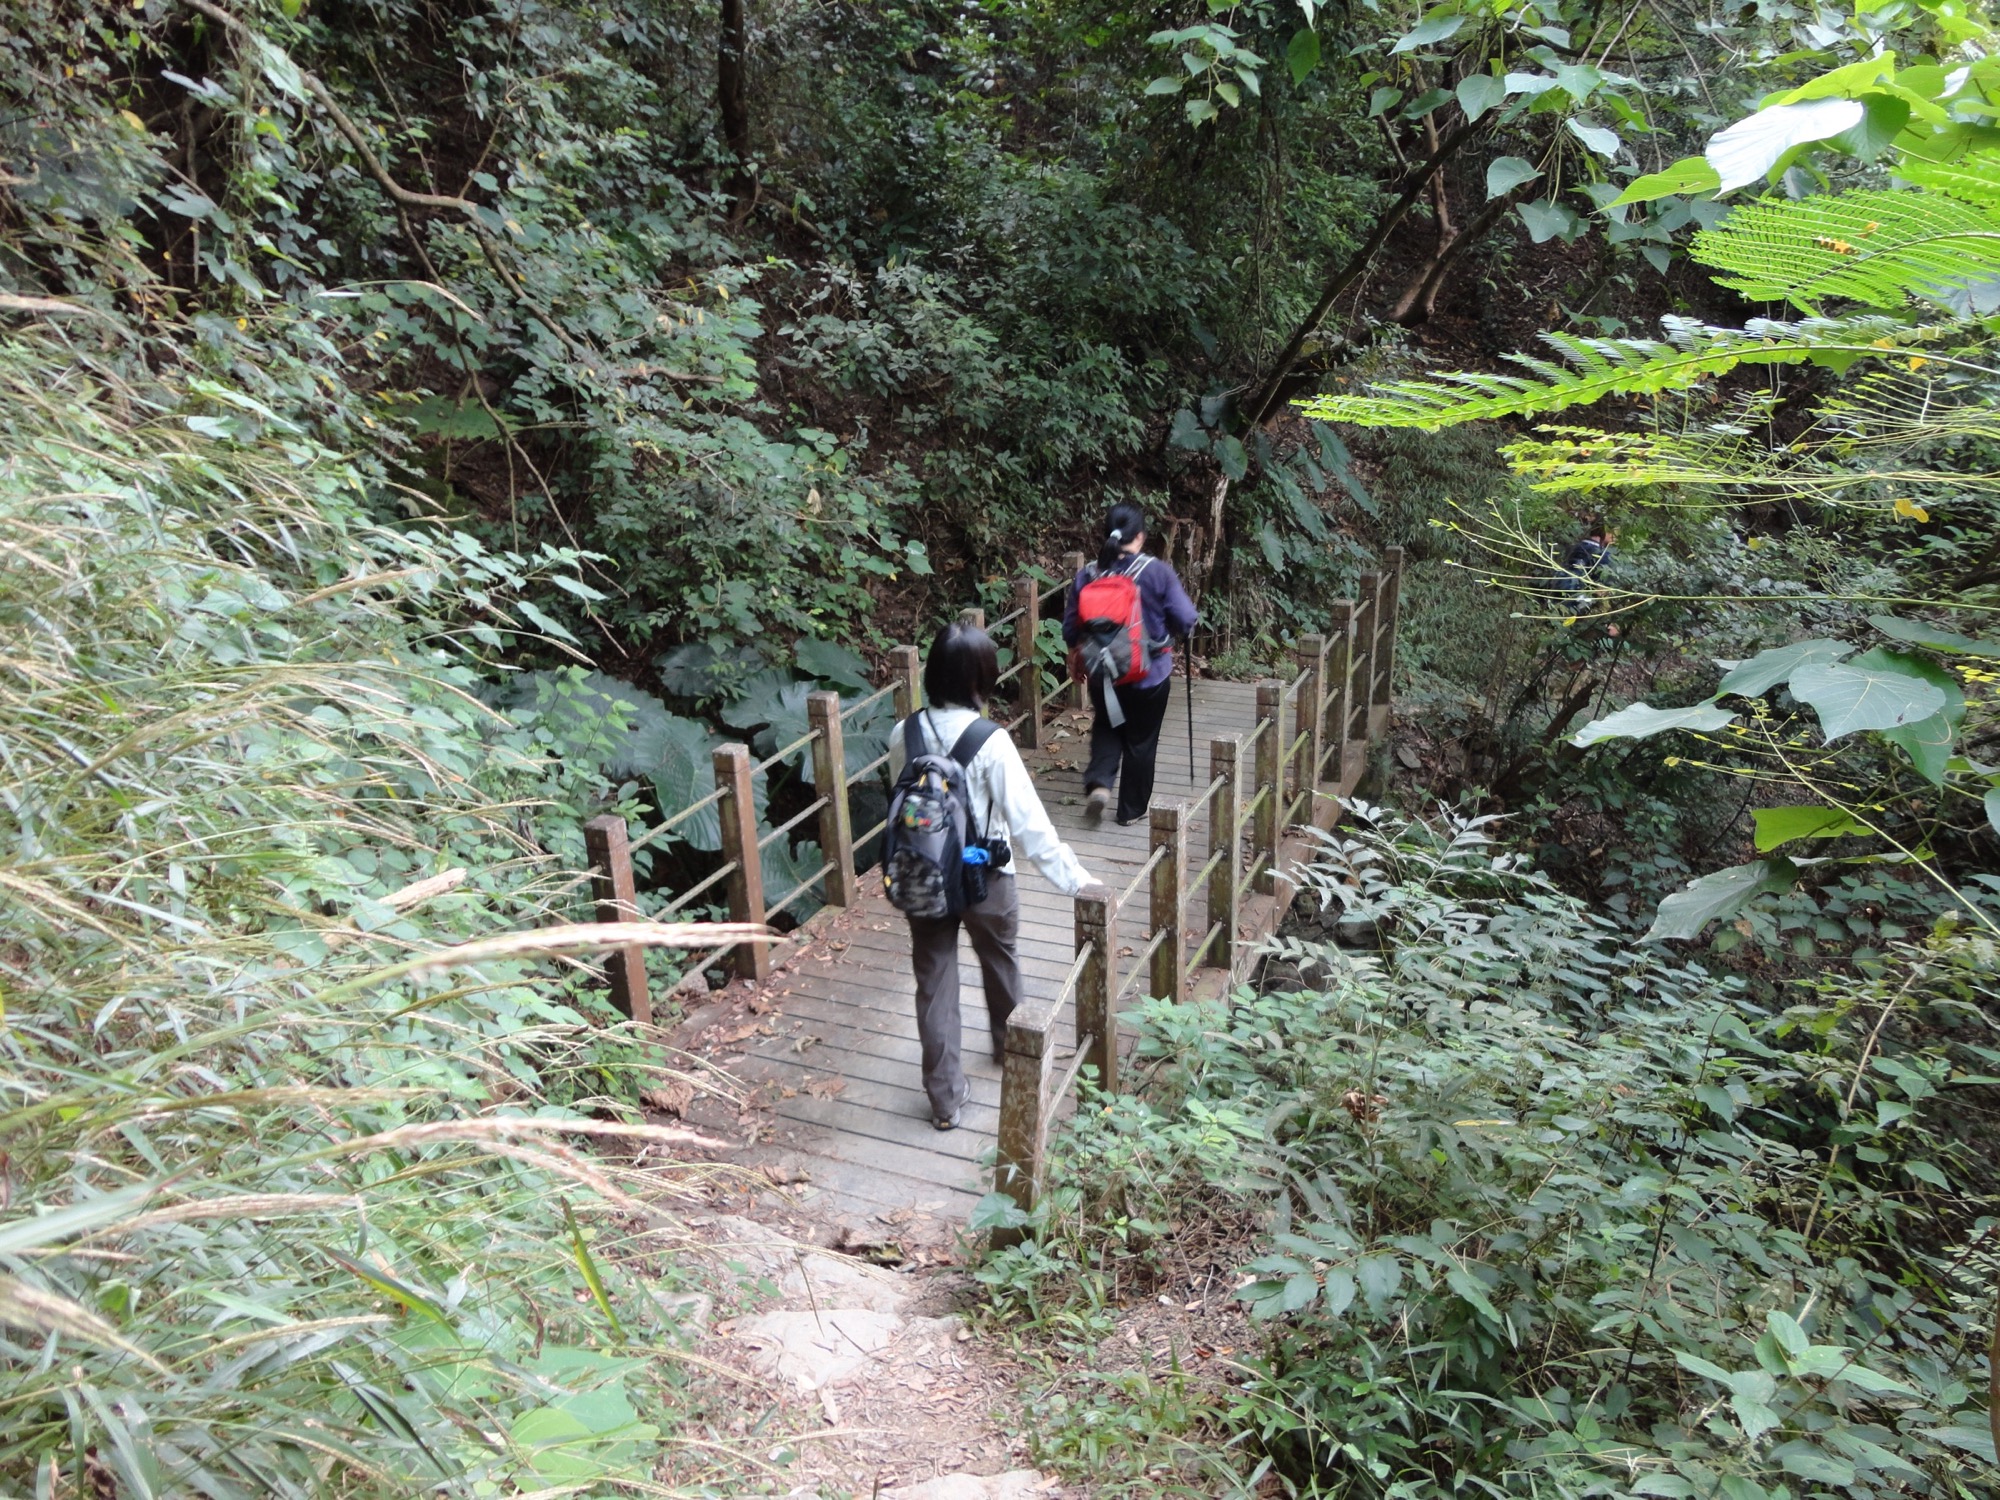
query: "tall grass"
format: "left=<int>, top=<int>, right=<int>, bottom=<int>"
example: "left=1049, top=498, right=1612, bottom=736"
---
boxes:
left=0, top=327, right=740, bottom=1496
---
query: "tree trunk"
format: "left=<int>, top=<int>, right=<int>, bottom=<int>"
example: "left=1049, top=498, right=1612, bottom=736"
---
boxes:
left=717, top=0, right=752, bottom=218
left=1238, top=114, right=1486, bottom=431
left=1389, top=186, right=1518, bottom=324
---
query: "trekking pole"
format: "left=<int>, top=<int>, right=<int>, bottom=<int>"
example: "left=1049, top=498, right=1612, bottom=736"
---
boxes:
left=1184, top=630, right=1196, bottom=778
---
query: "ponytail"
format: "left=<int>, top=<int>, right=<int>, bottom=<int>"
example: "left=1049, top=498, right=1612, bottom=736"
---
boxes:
left=1096, top=501, right=1148, bottom=573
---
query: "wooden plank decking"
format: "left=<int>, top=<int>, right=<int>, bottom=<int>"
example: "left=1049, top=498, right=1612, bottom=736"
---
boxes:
left=673, top=678, right=1379, bottom=1231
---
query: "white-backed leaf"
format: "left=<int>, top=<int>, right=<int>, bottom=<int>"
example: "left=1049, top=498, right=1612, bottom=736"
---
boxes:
left=1792, top=654, right=1947, bottom=740
left=1486, top=155, right=1541, bottom=199
left=1706, top=99, right=1865, bottom=193
left=1646, top=859, right=1797, bottom=942
left=1715, top=638, right=1850, bottom=697
left=1572, top=701, right=1736, bottom=746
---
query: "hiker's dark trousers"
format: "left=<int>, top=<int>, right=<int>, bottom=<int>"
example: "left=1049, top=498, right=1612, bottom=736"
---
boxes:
left=906, top=874, right=1020, bottom=1122
left=1087, top=675, right=1173, bottom=824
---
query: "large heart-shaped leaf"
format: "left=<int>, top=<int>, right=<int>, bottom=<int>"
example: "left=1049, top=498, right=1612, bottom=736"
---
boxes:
left=1705, top=98, right=1864, bottom=193
left=1391, top=11, right=1465, bottom=54
left=1752, top=805, right=1869, bottom=851
left=1572, top=701, right=1737, bottom=747
left=1519, top=199, right=1580, bottom=243
left=1715, top=638, right=1850, bottom=698
left=1486, top=155, right=1542, bottom=199
left=1791, top=653, right=1947, bottom=741
left=794, top=637, right=873, bottom=694
left=1874, top=650, right=1965, bottom=785
left=1868, top=614, right=2000, bottom=658
left=1457, top=73, right=1506, bottom=121
left=1646, top=858, right=1798, bottom=942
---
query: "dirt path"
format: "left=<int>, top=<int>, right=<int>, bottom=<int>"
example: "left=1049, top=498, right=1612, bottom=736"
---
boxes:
left=681, top=1206, right=1063, bottom=1498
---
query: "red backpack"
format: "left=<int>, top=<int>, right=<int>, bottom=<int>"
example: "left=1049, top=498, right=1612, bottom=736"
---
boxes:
left=1071, top=555, right=1158, bottom=689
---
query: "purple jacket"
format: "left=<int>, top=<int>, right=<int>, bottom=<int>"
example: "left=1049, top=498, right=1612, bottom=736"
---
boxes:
left=1061, top=552, right=1199, bottom=690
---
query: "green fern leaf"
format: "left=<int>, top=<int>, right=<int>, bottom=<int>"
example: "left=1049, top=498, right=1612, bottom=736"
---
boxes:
left=1299, top=315, right=1917, bottom=431
left=1692, top=189, right=2000, bottom=313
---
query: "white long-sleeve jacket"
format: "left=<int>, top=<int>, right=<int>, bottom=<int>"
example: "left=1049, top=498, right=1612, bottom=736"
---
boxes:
left=886, top=706, right=1093, bottom=897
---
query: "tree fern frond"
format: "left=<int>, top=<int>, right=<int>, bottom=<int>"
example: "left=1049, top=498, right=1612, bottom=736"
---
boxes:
left=1692, top=189, right=2000, bottom=314
left=1500, top=425, right=2000, bottom=500
left=1299, top=315, right=1937, bottom=431
left=1899, top=154, right=2000, bottom=209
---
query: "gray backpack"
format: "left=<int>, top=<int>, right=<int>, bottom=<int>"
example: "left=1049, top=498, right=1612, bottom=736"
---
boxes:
left=882, top=714, right=999, bottom=919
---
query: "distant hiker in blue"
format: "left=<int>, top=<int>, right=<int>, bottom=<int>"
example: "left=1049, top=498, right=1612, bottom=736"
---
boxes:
left=1062, top=503, right=1199, bottom=827
left=1553, top=517, right=1621, bottom=638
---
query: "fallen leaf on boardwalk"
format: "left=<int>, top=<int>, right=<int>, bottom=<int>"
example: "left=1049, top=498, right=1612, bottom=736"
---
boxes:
left=715, top=1020, right=769, bottom=1046
left=640, top=1080, right=694, bottom=1116
left=1117, top=945, right=1134, bottom=957
left=791, top=1034, right=821, bottom=1054
left=802, top=1076, right=845, bottom=1099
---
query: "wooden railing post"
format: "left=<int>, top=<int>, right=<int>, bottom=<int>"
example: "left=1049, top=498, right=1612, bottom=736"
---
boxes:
left=1295, top=633, right=1326, bottom=808
left=1149, top=801, right=1187, bottom=1006
left=963, top=606, right=986, bottom=630
left=1208, top=735, right=1242, bottom=975
left=712, top=743, right=769, bottom=981
left=583, top=815, right=651, bottom=1026
left=1253, top=679, right=1282, bottom=896
left=1014, top=575, right=1043, bottom=750
left=1074, top=885, right=1117, bottom=1095
left=806, top=691, right=855, bottom=908
left=994, top=998, right=1056, bottom=1248
left=1062, top=550, right=1086, bottom=709
left=1324, top=600, right=1356, bottom=792
left=890, top=644, right=921, bottom=721
left=1376, top=546, right=1405, bottom=710
left=1351, top=570, right=1382, bottom=746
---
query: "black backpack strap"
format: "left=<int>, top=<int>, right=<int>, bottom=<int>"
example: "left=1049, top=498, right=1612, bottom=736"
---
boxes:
left=903, top=712, right=929, bottom=766
left=948, top=717, right=1001, bottom=767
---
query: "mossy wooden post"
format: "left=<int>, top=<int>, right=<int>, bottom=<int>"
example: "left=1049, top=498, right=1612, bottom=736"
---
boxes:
left=994, top=999, right=1055, bottom=1247
left=1351, top=570, right=1382, bottom=746
left=1062, top=550, right=1086, bottom=708
left=582, top=815, right=651, bottom=1026
left=1149, top=801, right=1187, bottom=1005
left=963, top=606, right=985, bottom=630
left=1014, top=575, right=1043, bottom=749
left=713, top=743, right=769, bottom=982
left=1295, top=633, right=1326, bottom=811
left=1075, top=885, right=1116, bottom=1095
left=1253, top=679, right=1282, bottom=896
left=806, top=691, right=854, bottom=908
left=1376, top=546, right=1405, bottom=710
left=890, top=644, right=921, bottom=721
left=1209, top=734, right=1242, bottom=975
left=1323, top=600, right=1356, bottom=790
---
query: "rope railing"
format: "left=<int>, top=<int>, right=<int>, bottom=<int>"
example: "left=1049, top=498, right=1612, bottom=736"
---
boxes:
left=1114, top=846, right=1166, bottom=914
left=1183, top=920, right=1223, bottom=975
left=767, top=861, right=835, bottom=919
left=1113, top=928, right=1169, bottom=1006
left=748, top=725, right=819, bottom=780
left=755, top=796, right=827, bottom=851
left=845, top=748, right=893, bottom=787
left=839, top=682, right=896, bottom=722
left=1236, top=782, right=1271, bottom=839
left=1183, top=771, right=1228, bottom=820
left=855, top=814, right=889, bottom=850
left=1186, top=845, right=1226, bottom=896
left=625, top=784, right=726, bottom=862
left=655, top=858, right=739, bottom=918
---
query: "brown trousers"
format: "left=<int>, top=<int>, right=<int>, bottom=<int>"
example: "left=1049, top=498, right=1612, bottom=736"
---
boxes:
left=905, top=874, right=1021, bottom=1121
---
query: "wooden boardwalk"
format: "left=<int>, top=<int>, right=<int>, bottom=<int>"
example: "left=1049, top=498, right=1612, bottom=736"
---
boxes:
left=673, top=678, right=1378, bottom=1233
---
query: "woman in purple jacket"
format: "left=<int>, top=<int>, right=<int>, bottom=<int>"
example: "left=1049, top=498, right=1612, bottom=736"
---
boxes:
left=1062, top=503, right=1199, bottom=826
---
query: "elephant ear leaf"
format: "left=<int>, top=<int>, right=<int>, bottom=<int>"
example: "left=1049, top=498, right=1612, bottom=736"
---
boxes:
left=649, top=715, right=726, bottom=852
left=1646, top=858, right=1799, bottom=942
left=1872, top=651, right=1964, bottom=786
left=1715, top=638, right=1850, bottom=698
left=1789, top=650, right=1946, bottom=740
left=1572, top=701, right=1737, bottom=746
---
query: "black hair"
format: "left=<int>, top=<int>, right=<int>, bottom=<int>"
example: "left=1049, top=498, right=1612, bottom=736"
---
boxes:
left=923, top=622, right=1000, bottom=710
left=1097, top=501, right=1148, bottom=572
left=1581, top=514, right=1609, bottom=540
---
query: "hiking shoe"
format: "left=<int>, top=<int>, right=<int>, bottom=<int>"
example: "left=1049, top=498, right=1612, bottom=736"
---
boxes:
left=932, top=1107, right=962, bottom=1131
left=1085, top=786, right=1111, bottom=822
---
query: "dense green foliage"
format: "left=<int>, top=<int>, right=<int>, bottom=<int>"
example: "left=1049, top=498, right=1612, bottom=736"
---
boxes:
left=0, top=327, right=761, bottom=1493
left=978, top=809, right=1997, bottom=1497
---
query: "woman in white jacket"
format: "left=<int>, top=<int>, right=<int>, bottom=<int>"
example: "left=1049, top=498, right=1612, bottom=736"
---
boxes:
left=887, top=623, right=1095, bottom=1130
